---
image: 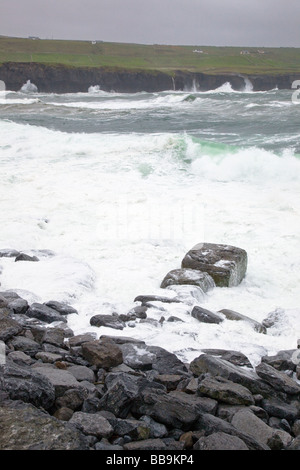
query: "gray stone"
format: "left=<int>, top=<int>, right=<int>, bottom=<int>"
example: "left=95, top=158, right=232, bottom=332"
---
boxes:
left=99, top=373, right=140, bottom=418
left=260, top=398, right=300, bottom=421
left=198, top=375, right=255, bottom=405
left=0, top=363, right=55, bottom=410
left=201, top=349, right=252, bottom=368
left=35, top=351, right=64, bottom=363
left=81, top=340, right=123, bottom=369
left=231, top=408, right=292, bottom=450
left=9, top=336, right=40, bottom=356
left=139, top=415, right=168, bottom=438
left=114, top=418, right=150, bottom=440
left=33, top=365, right=84, bottom=398
left=55, top=388, right=87, bottom=411
left=27, top=303, right=67, bottom=324
left=0, top=315, right=23, bottom=341
left=7, top=350, right=35, bottom=366
left=123, top=439, right=167, bottom=450
left=95, top=439, right=123, bottom=450
left=0, top=400, right=88, bottom=450
left=189, top=354, right=274, bottom=397
left=0, top=249, right=20, bottom=258
left=15, top=253, right=39, bottom=262
left=7, top=298, right=29, bottom=315
left=41, top=328, right=67, bottom=348
left=69, top=411, right=113, bottom=439
left=286, top=436, right=300, bottom=450
left=67, top=365, right=95, bottom=383
left=256, top=362, right=300, bottom=395
left=160, top=268, right=215, bottom=291
left=68, top=333, right=97, bottom=348
left=194, top=431, right=249, bottom=450
left=218, top=309, right=266, bottom=334
left=181, top=242, right=247, bottom=287
left=90, top=314, right=125, bottom=330
left=191, top=306, right=223, bottom=324
left=44, top=300, right=78, bottom=315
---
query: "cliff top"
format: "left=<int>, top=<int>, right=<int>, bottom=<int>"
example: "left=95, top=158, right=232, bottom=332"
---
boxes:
left=1, top=36, right=300, bottom=75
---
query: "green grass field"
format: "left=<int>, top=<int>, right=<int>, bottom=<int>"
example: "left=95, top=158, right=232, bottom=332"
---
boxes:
left=1, top=36, right=300, bottom=75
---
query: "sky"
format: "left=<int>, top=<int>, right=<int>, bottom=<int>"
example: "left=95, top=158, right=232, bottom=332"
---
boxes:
left=1, top=0, right=300, bottom=47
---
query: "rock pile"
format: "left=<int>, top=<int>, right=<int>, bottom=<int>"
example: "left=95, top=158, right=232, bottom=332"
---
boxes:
left=0, top=243, right=299, bottom=450
left=0, top=291, right=300, bottom=450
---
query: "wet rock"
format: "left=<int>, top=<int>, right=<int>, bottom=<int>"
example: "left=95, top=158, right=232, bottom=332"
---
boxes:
left=231, top=409, right=292, bottom=450
left=218, top=309, right=266, bottom=334
left=89, top=314, right=125, bottom=330
left=201, top=349, right=252, bottom=368
left=189, top=354, right=274, bottom=397
left=286, top=436, right=300, bottom=450
left=67, top=333, right=97, bottom=348
left=134, top=294, right=182, bottom=304
left=194, top=431, right=249, bottom=450
left=69, top=411, right=113, bottom=439
left=154, top=374, right=184, bottom=391
left=255, top=362, right=300, bottom=396
left=260, top=397, right=300, bottom=421
left=132, top=387, right=205, bottom=430
left=55, top=388, right=87, bottom=411
left=0, top=400, right=89, bottom=450
left=139, top=415, right=168, bottom=438
left=26, top=303, right=67, bottom=324
left=160, top=268, right=215, bottom=292
left=99, top=373, right=140, bottom=418
left=15, top=253, right=39, bottom=262
left=0, top=315, right=23, bottom=341
left=0, top=363, right=55, bottom=410
left=198, top=375, right=255, bottom=406
left=44, top=300, right=78, bottom=315
left=0, top=249, right=20, bottom=258
left=7, top=350, right=35, bottom=366
left=261, top=350, right=297, bottom=372
left=114, top=418, right=150, bottom=440
left=123, top=439, right=167, bottom=450
left=67, top=365, right=95, bottom=383
left=9, top=336, right=40, bottom=357
left=41, top=328, right=67, bottom=349
left=191, top=306, right=223, bottom=324
left=81, top=340, right=123, bottom=369
left=94, top=439, right=123, bottom=450
left=181, top=242, right=248, bottom=287
left=195, top=413, right=269, bottom=450
left=32, top=365, right=85, bottom=398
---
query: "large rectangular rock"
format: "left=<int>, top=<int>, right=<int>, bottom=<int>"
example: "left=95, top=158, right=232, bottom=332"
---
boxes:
left=181, top=243, right=248, bottom=287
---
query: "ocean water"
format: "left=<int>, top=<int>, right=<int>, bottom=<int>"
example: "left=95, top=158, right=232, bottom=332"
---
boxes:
left=0, top=81, right=299, bottom=366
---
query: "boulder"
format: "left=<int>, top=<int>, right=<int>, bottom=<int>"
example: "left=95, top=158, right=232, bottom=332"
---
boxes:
left=89, top=314, right=125, bottom=330
left=26, top=303, right=67, bottom=324
left=0, top=363, right=55, bottom=409
left=32, top=365, right=85, bottom=398
left=218, top=309, right=266, bottom=334
left=200, top=349, right=252, bottom=368
left=44, top=300, right=78, bottom=315
left=99, top=373, right=140, bottom=418
left=255, top=362, right=300, bottom=396
left=181, top=242, right=247, bottom=287
left=261, top=350, right=297, bottom=372
left=15, top=253, right=39, bottom=262
left=0, top=315, right=23, bottom=341
left=198, top=375, right=255, bottom=406
left=123, top=439, right=167, bottom=450
left=0, top=400, right=88, bottom=450
left=9, top=336, right=40, bottom=357
left=260, top=398, right=300, bottom=421
left=194, top=431, right=249, bottom=450
left=114, top=418, right=150, bottom=440
left=191, top=306, right=223, bottom=324
left=189, top=354, right=274, bottom=397
left=160, top=268, right=215, bottom=291
left=69, top=411, right=113, bottom=439
left=139, top=415, right=168, bottom=438
left=231, top=409, right=292, bottom=450
left=81, top=340, right=123, bottom=369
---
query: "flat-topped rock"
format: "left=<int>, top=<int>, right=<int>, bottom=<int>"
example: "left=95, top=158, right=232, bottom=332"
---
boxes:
left=181, top=242, right=248, bottom=287
left=160, top=268, right=215, bottom=291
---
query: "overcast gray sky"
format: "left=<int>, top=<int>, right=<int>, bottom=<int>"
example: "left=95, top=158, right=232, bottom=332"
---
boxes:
left=1, top=0, right=300, bottom=47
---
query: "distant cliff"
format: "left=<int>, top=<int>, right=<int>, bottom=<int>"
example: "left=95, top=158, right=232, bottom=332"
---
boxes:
left=0, top=62, right=299, bottom=93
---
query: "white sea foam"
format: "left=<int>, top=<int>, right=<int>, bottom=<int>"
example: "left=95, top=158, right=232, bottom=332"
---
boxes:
left=20, top=80, right=38, bottom=93
left=0, top=96, right=299, bottom=364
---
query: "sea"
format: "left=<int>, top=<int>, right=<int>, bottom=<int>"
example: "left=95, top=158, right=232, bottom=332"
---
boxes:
left=0, top=79, right=299, bottom=366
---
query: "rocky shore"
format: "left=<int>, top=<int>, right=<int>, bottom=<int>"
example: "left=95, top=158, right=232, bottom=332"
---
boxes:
left=0, top=243, right=299, bottom=451
left=0, top=62, right=299, bottom=93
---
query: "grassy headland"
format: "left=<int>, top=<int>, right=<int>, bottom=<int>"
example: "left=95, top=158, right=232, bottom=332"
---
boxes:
left=1, top=36, right=300, bottom=75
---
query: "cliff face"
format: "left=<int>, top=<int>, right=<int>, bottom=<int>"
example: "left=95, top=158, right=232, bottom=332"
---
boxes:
left=0, top=62, right=299, bottom=93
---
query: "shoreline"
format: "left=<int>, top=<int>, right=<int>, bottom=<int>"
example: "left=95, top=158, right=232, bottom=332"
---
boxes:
left=0, top=62, right=299, bottom=93
left=0, top=244, right=299, bottom=450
